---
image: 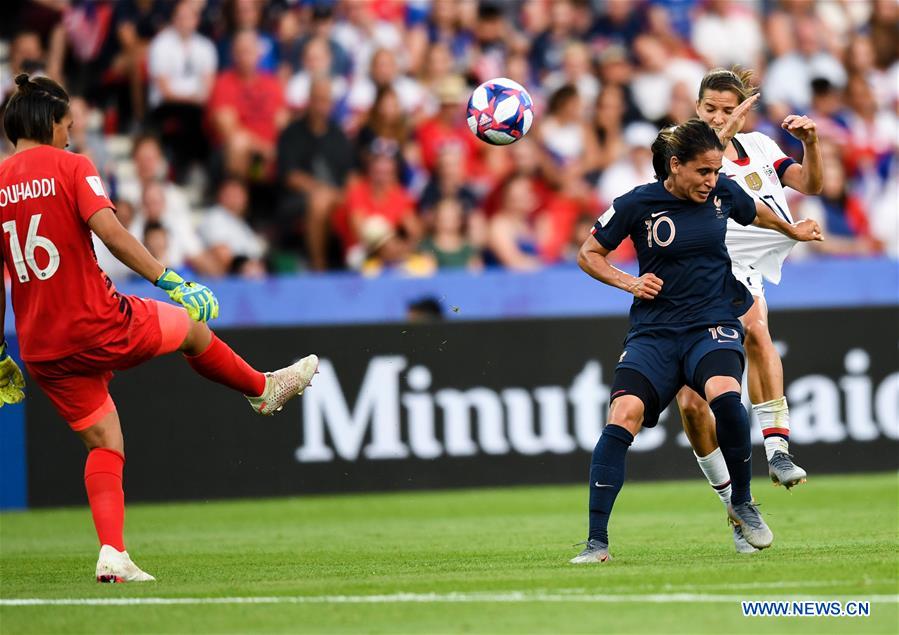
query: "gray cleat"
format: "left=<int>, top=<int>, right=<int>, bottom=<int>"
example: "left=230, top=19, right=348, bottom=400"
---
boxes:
left=768, top=451, right=807, bottom=489
left=732, top=523, right=759, bottom=554
left=728, top=501, right=774, bottom=549
left=569, top=539, right=612, bottom=564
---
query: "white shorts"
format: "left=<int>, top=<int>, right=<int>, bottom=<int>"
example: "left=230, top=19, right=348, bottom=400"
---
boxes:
left=731, top=260, right=765, bottom=297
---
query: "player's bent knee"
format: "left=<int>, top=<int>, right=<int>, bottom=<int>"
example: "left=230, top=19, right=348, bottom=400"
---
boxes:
left=704, top=376, right=742, bottom=403
left=677, top=389, right=707, bottom=425
left=608, top=396, right=644, bottom=435
left=180, top=319, right=212, bottom=355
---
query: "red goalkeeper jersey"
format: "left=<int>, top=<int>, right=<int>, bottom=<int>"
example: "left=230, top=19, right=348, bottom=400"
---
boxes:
left=1, top=145, right=128, bottom=361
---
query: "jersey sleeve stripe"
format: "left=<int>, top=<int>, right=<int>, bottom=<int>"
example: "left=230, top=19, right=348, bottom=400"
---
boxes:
left=773, top=157, right=796, bottom=181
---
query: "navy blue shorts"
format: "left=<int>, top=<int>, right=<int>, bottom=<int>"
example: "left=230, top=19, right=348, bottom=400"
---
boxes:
left=614, top=321, right=745, bottom=427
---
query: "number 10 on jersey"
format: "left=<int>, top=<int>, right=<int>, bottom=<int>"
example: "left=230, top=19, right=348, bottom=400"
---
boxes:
left=2, top=214, right=60, bottom=282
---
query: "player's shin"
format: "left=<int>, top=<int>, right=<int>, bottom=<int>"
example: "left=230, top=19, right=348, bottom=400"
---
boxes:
left=84, top=448, right=126, bottom=552
left=694, top=448, right=732, bottom=506
left=753, top=396, right=790, bottom=460
left=588, top=424, right=634, bottom=544
left=184, top=333, right=266, bottom=397
left=710, top=392, right=752, bottom=505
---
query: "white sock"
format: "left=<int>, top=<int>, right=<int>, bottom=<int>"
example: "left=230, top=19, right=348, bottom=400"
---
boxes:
left=753, top=396, right=790, bottom=461
left=695, top=448, right=731, bottom=506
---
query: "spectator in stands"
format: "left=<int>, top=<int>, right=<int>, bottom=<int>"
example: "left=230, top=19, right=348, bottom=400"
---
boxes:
left=690, top=0, right=763, bottom=70
left=592, top=85, right=628, bottom=172
left=142, top=220, right=173, bottom=270
left=469, top=2, right=511, bottom=84
left=279, top=3, right=351, bottom=80
left=207, top=29, right=287, bottom=181
left=216, top=0, right=278, bottom=73
left=355, top=86, right=417, bottom=185
left=418, top=42, right=456, bottom=116
left=417, top=0, right=475, bottom=75
left=596, top=122, right=657, bottom=208
left=418, top=144, right=482, bottom=224
left=763, top=13, right=846, bottom=116
left=630, top=33, right=705, bottom=125
left=199, top=178, right=268, bottom=277
left=487, top=175, right=543, bottom=271
left=589, top=0, right=644, bottom=50
left=117, top=134, right=193, bottom=221
left=530, top=0, right=579, bottom=79
left=1, top=31, right=52, bottom=101
left=332, top=0, right=404, bottom=85
left=277, top=77, right=355, bottom=271
left=416, top=75, right=482, bottom=179
left=844, top=73, right=897, bottom=175
left=147, top=0, right=218, bottom=181
left=346, top=48, right=426, bottom=132
left=344, top=138, right=421, bottom=257
left=285, top=35, right=348, bottom=113
left=542, top=42, right=600, bottom=112
left=357, top=216, right=435, bottom=278
left=67, top=97, right=112, bottom=182
left=538, top=85, right=601, bottom=187
left=796, top=150, right=882, bottom=256
left=133, top=181, right=221, bottom=276
left=420, top=198, right=483, bottom=271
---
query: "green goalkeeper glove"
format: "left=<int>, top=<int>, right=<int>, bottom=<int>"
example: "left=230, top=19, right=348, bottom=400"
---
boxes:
left=155, top=269, right=220, bottom=323
left=0, top=341, right=25, bottom=407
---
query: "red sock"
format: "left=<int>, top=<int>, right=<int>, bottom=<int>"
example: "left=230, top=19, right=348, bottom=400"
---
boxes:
left=84, top=448, right=126, bottom=552
left=185, top=333, right=266, bottom=396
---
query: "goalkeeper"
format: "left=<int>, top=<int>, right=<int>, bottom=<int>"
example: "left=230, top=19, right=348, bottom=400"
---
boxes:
left=1, top=74, right=318, bottom=583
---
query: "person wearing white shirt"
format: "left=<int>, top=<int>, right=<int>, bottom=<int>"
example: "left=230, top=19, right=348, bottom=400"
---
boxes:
left=146, top=0, right=218, bottom=180
left=199, top=179, right=268, bottom=275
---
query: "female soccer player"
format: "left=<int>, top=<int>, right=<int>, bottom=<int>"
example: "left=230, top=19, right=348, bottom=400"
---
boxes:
left=0, top=75, right=318, bottom=582
left=570, top=118, right=822, bottom=563
left=679, top=69, right=823, bottom=553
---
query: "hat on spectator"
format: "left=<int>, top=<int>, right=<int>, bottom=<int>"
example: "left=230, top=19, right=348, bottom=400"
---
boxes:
left=360, top=216, right=395, bottom=254
left=623, top=122, right=659, bottom=149
left=597, top=44, right=629, bottom=65
left=436, top=75, right=468, bottom=105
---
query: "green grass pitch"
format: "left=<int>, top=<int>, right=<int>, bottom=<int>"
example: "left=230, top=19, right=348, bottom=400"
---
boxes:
left=1, top=472, right=897, bottom=634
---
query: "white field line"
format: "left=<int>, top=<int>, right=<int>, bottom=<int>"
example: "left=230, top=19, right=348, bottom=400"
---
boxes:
left=1, top=592, right=897, bottom=607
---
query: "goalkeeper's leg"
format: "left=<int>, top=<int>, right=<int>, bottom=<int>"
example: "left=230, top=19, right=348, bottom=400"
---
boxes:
left=172, top=307, right=317, bottom=414
left=77, top=411, right=154, bottom=582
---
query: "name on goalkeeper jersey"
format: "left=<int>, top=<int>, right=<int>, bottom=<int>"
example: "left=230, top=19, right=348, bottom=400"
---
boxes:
left=0, top=178, right=57, bottom=207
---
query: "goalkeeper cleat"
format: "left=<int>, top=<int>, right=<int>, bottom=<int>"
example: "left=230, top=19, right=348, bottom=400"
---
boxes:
left=246, top=354, right=319, bottom=416
left=728, top=501, right=773, bottom=549
left=95, top=545, right=155, bottom=583
left=569, top=539, right=612, bottom=564
left=732, top=524, right=760, bottom=554
left=768, top=451, right=807, bottom=489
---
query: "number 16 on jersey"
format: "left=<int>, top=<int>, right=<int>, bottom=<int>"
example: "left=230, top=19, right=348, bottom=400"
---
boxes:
left=2, top=214, right=60, bottom=282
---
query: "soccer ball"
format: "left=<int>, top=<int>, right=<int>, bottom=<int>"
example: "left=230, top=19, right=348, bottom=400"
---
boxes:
left=466, top=78, right=534, bottom=146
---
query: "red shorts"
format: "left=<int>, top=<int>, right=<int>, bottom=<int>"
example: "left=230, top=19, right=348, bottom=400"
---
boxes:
left=26, top=298, right=191, bottom=431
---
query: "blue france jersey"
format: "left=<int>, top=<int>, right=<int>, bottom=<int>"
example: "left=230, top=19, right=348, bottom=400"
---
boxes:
left=592, top=177, right=757, bottom=327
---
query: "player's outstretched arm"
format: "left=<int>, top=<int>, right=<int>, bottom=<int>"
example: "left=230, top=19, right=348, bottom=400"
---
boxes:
left=752, top=201, right=824, bottom=242
left=577, top=237, right=662, bottom=300
left=780, top=115, right=823, bottom=195
left=0, top=273, right=25, bottom=406
left=88, top=209, right=219, bottom=322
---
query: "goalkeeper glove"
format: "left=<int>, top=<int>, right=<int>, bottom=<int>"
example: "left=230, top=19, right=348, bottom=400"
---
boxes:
left=155, top=268, right=220, bottom=323
left=0, top=340, right=25, bottom=407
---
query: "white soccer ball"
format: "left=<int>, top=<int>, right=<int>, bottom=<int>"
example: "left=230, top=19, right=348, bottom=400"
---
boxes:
left=466, top=77, right=535, bottom=146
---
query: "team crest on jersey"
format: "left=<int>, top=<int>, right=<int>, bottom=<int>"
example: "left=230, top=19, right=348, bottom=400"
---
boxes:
left=713, top=196, right=723, bottom=218
left=744, top=172, right=763, bottom=191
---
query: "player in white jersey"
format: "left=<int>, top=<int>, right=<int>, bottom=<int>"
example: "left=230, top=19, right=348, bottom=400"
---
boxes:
left=676, top=69, right=823, bottom=552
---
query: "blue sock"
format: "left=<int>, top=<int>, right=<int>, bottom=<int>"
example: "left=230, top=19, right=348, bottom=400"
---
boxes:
left=711, top=392, right=752, bottom=505
left=588, top=424, right=634, bottom=544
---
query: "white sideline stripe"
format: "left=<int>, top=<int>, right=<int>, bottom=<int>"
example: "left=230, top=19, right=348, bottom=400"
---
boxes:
left=2, top=593, right=897, bottom=607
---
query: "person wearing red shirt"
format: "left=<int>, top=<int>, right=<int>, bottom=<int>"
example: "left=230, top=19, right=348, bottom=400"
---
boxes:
left=207, top=29, right=288, bottom=180
left=0, top=75, right=316, bottom=583
left=339, top=139, right=421, bottom=257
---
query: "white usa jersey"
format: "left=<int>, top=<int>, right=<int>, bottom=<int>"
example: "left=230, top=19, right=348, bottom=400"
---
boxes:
left=723, top=131, right=798, bottom=284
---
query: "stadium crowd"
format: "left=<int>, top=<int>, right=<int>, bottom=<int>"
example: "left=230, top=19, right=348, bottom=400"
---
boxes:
left=1, top=0, right=896, bottom=279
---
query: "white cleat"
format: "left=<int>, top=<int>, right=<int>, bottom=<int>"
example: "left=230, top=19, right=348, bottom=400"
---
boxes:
left=246, top=354, right=319, bottom=416
left=96, top=545, right=156, bottom=583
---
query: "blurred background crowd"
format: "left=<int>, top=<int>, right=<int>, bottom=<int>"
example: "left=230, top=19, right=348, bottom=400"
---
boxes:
left=1, top=0, right=896, bottom=280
